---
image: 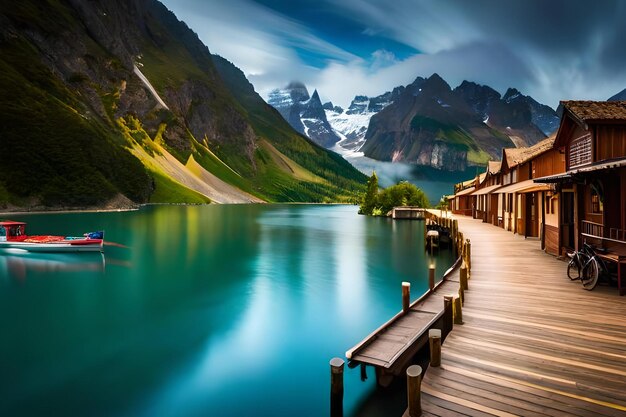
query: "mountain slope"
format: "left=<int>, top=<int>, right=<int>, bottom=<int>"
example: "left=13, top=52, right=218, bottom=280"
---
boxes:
left=360, top=74, right=558, bottom=170
left=362, top=74, right=515, bottom=170
left=325, top=88, right=403, bottom=151
left=0, top=0, right=365, bottom=209
left=267, top=82, right=341, bottom=147
left=609, top=89, right=626, bottom=101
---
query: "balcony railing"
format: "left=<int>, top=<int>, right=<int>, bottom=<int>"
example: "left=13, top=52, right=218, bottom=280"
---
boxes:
left=582, top=220, right=603, bottom=238
left=582, top=220, right=626, bottom=243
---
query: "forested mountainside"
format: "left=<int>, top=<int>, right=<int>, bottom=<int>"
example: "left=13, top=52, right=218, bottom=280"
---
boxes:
left=0, top=0, right=365, bottom=209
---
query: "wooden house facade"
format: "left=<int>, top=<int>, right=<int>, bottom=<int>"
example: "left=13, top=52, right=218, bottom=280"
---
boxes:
left=536, top=101, right=626, bottom=293
left=450, top=101, right=625, bottom=294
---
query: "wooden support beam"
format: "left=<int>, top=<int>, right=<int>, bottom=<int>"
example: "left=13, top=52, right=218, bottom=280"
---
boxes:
left=402, top=282, right=411, bottom=314
left=459, top=265, right=468, bottom=291
left=429, top=329, right=442, bottom=367
left=330, top=358, right=344, bottom=417
left=466, top=239, right=471, bottom=266
left=443, top=295, right=454, bottom=338
left=406, top=365, right=423, bottom=417
left=428, top=266, right=435, bottom=292
left=453, top=295, right=464, bottom=325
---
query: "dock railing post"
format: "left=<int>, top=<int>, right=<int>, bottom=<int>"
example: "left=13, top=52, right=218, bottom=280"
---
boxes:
left=460, top=265, right=468, bottom=291
left=466, top=239, right=472, bottom=276
left=428, top=266, right=435, bottom=292
left=330, top=358, right=344, bottom=417
left=453, top=295, right=464, bottom=325
left=406, top=365, right=422, bottom=417
left=443, top=295, right=453, bottom=338
left=402, top=282, right=411, bottom=314
left=429, top=329, right=442, bottom=367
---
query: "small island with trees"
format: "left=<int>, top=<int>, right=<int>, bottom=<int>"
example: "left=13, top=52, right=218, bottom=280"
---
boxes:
left=359, top=172, right=430, bottom=216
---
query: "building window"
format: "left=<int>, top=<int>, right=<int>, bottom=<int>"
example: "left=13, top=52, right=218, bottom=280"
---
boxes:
left=591, top=183, right=603, bottom=214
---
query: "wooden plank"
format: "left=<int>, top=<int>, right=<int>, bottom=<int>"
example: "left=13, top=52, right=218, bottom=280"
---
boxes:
left=419, top=214, right=626, bottom=417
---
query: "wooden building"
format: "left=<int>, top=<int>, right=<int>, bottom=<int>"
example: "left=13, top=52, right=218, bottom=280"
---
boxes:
left=494, top=138, right=557, bottom=237
left=450, top=178, right=476, bottom=216
left=472, top=161, right=502, bottom=225
left=535, top=101, right=626, bottom=294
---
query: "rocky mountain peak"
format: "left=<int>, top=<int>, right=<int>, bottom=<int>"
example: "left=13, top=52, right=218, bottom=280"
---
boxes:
left=286, top=81, right=310, bottom=102
left=609, top=88, right=626, bottom=101
left=503, top=87, right=522, bottom=102
left=424, top=73, right=451, bottom=92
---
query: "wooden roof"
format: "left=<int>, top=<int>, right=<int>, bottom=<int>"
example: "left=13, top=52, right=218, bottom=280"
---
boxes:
left=487, top=160, right=501, bottom=175
left=562, top=100, right=626, bottom=123
left=503, top=135, right=556, bottom=169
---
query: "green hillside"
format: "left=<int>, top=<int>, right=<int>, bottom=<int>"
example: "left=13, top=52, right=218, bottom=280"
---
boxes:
left=0, top=0, right=365, bottom=209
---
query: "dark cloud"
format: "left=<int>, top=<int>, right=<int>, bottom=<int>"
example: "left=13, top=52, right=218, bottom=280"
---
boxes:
left=162, top=0, right=626, bottom=107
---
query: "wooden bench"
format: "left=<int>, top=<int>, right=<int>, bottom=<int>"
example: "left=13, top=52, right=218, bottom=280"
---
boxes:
left=596, top=252, right=626, bottom=296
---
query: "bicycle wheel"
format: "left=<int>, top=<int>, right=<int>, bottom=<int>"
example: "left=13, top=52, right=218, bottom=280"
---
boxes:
left=567, top=258, right=580, bottom=280
left=582, top=257, right=600, bottom=290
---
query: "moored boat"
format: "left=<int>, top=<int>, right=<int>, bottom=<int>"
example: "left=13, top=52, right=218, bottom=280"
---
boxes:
left=0, top=221, right=103, bottom=253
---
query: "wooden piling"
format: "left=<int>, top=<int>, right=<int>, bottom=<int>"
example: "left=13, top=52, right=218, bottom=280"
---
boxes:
left=428, top=266, right=435, bottom=292
left=429, top=329, right=442, bottom=367
left=402, top=282, right=411, bottom=314
left=443, top=295, right=454, bottom=338
left=466, top=239, right=472, bottom=271
left=453, top=295, right=463, bottom=325
left=330, top=357, right=344, bottom=417
left=460, top=265, right=468, bottom=291
left=406, top=365, right=422, bottom=417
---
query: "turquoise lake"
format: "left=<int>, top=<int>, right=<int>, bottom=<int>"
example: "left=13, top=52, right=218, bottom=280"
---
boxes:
left=0, top=204, right=455, bottom=417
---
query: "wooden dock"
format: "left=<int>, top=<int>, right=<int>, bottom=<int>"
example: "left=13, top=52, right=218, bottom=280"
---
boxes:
left=391, top=207, right=427, bottom=220
left=346, top=212, right=463, bottom=387
left=419, top=215, right=626, bottom=417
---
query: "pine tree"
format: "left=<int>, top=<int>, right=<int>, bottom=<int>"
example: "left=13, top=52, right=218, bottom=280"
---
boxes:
left=359, top=171, right=379, bottom=215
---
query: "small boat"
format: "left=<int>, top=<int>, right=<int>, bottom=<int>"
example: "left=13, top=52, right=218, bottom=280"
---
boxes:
left=0, top=221, right=104, bottom=253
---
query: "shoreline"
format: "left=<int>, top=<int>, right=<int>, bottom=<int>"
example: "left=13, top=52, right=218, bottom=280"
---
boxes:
left=0, top=201, right=358, bottom=216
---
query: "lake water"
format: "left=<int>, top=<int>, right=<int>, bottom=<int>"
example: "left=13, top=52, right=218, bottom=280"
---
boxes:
left=0, top=204, right=455, bottom=417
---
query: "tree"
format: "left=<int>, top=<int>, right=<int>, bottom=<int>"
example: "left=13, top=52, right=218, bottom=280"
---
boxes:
left=377, top=181, right=429, bottom=214
left=359, top=171, right=379, bottom=215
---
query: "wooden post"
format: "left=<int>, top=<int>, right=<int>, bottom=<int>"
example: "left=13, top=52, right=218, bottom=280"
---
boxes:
left=459, top=265, right=468, bottom=291
left=428, top=266, right=435, bottom=292
left=443, top=295, right=453, bottom=338
left=453, top=295, right=463, bottom=325
left=459, top=286, right=464, bottom=306
left=429, top=329, right=442, bottom=367
left=330, top=358, right=344, bottom=417
left=466, top=239, right=472, bottom=271
left=402, top=282, right=411, bottom=314
left=406, top=365, right=422, bottom=417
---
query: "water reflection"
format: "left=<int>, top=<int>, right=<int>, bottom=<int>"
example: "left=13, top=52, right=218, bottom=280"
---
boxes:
left=0, top=250, right=105, bottom=281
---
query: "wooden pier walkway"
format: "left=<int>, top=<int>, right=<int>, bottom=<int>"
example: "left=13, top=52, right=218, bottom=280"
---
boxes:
left=346, top=211, right=461, bottom=386
left=420, top=216, right=626, bottom=417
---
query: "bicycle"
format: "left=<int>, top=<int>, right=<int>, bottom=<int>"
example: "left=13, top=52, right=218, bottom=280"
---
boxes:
left=567, top=243, right=609, bottom=290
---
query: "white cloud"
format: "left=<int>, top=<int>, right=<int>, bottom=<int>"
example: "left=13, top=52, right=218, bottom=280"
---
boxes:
left=161, top=0, right=626, bottom=110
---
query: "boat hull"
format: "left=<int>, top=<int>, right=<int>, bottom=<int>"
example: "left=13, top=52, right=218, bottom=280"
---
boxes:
left=0, top=241, right=103, bottom=253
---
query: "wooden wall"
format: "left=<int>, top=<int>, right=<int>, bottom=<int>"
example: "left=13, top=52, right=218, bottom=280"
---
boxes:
left=532, top=149, right=565, bottom=179
left=545, top=225, right=559, bottom=256
left=594, top=125, right=626, bottom=161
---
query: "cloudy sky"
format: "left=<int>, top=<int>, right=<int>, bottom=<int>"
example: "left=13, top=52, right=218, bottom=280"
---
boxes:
left=160, top=0, right=626, bottom=109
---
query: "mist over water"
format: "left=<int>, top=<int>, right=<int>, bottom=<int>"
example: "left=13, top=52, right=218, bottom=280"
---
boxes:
left=332, top=143, right=478, bottom=205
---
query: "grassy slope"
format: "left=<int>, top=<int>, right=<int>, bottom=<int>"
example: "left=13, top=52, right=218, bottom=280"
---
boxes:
left=211, top=55, right=367, bottom=201
left=0, top=0, right=365, bottom=207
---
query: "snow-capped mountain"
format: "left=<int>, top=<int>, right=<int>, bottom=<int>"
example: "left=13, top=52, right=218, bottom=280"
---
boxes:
left=324, top=88, right=403, bottom=151
left=267, top=82, right=340, bottom=147
left=362, top=73, right=559, bottom=170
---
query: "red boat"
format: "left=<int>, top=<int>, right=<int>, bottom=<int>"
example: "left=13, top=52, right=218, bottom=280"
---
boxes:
left=0, top=221, right=104, bottom=253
